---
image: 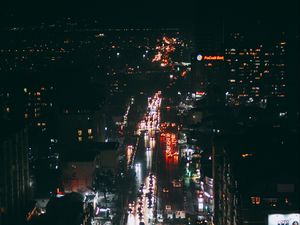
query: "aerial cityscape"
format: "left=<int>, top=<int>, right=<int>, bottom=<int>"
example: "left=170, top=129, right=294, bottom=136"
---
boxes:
left=0, top=1, right=299, bottom=225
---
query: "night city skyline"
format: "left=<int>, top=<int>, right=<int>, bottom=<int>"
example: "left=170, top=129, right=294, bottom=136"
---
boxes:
left=0, top=1, right=299, bottom=225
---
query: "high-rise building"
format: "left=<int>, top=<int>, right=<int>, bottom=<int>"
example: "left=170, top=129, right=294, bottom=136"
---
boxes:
left=191, top=52, right=227, bottom=106
left=0, top=122, right=31, bottom=225
left=212, top=139, right=239, bottom=225
left=0, top=76, right=60, bottom=172
left=191, top=21, right=226, bottom=105
left=225, top=32, right=288, bottom=108
left=23, top=84, right=61, bottom=173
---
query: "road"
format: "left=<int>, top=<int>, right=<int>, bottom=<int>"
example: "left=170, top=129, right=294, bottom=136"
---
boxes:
left=125, top=92, right=187, bottom=225
left=125, top=91, right=161, bottom=225
left=125, top=34, right=196, bottom=225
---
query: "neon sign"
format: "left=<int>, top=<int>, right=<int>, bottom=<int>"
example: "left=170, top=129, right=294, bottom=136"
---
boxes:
left=203, top=55, right=224, bottom=61
left=196, top=91, right=206, bottom=95
left=196, top=54, right=224, bottom=61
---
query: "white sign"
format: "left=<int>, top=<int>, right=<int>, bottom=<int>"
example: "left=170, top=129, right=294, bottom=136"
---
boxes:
left=268, top=214, right=300, bottom=225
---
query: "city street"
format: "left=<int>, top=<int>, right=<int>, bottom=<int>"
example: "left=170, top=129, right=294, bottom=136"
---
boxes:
left=126, top=91, right=161, bottom=225
left=125, top=92, right=187, bottom=225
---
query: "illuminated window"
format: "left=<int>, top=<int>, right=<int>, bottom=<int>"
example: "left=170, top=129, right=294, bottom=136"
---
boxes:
left=78, top=137, right=83, bottom=142
left=77, top=129, right=83, bottom=136
left=88, top=128, right=93, bottom=135
left=24, top=113, right=28, bottom=119
left=251, top=196, right=261, bottom=205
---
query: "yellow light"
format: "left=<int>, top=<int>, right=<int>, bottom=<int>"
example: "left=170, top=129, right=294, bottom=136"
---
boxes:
left=241, top=153, right=254, bottom=158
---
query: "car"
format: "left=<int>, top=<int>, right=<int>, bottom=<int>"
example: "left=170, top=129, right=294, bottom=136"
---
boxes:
left=165, top=205, right=171, bottom=211
left=146, top=147, right=151, bottom=151
left=138, top=212, right=144, bottom=219
left=162, top=187, right=169, bottom=193
left=129, top=201, right=135, bottom=206
left=196, top=219, right=208, bottom=224
left=172, top=179, right=182, bottom=188
left=157, top=211, right=164, bottom=222
left=127, top=208, right=133, bottom=214
left=173, top=181, right=182, bottom=188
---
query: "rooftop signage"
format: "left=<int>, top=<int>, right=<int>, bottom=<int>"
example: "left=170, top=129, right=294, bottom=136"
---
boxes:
left=196, top=54, right=224, bottom=61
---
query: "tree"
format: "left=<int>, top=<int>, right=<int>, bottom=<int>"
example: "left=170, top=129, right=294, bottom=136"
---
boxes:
left=94, top=169, right=114, bottom=205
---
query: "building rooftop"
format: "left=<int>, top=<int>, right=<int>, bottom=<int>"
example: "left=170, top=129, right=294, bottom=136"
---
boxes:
left=61, top=142, right=119, bottom=162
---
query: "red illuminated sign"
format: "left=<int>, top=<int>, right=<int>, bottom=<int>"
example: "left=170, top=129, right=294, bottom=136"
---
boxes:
left=197, top=54, right=224, bottom=61
left=203, top=55, right=224, bottom=61
left=196, top=91, right=205, bottom=95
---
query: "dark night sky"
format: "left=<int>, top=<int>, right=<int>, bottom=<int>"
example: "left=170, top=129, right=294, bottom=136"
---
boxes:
left=0, top=0, right=299, bottom=29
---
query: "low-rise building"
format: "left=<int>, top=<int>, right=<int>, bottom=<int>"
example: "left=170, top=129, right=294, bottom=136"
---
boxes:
left=61, top=142, right=120, bottom=193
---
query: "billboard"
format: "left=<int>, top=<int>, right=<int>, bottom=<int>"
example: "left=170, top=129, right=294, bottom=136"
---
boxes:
left=268, top=214, right=300, bottom=225
left=196, top=54, right=224, bottom=61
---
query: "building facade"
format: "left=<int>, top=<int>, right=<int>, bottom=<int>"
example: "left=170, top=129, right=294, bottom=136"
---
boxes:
left=225, top=32, right=287, bottom=108
left=0, top=125, right=31, bottom=225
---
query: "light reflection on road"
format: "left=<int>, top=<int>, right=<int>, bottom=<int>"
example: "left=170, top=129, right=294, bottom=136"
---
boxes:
left=135, top=163, right=142, bottom=189
left=146, top=150, right=153, bottom=170
left=126, top=91, right=161, bottom=225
